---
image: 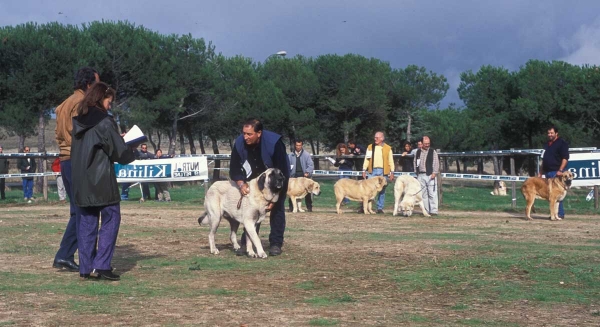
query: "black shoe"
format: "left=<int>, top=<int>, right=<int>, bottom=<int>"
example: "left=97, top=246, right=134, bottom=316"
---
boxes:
left=90, top=269, right=120, bottom=281
left=80, top=273, right=100, bottom=280
left=53, top=259, right=79, bottom=272
left=235, top=246, right=248, bottom=256
left=307, top=208, right=313, bottom=212
left=356, top=208, right=364, bottom=214
left=376, top=209, right=384, bottom=214
left=269, top=245, right=282, bottom=256
left=430, top=212, right=438, bottom=216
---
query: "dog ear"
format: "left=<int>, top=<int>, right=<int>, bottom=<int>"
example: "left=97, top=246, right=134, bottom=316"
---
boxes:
left=258, top=173, right=267, bottom=191
left=307, top=183, right=313, bottom=192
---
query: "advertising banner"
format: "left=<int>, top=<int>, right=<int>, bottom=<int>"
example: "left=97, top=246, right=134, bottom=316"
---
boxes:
left=114, top=157, right=208, bottom=183
left=566, top=153, right=600, bottom=187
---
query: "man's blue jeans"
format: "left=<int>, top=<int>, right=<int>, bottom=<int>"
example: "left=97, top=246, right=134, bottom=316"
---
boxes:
left=545, top=171, right=565, bottom=217
left=368, top=168, right=388, bottom=210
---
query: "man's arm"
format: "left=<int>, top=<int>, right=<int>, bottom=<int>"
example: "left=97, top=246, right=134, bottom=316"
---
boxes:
left=229, top=144, right=245, bottom=183
left=273, top=139, right=290, bottom=179
left=431, top=150, right=440, bottom=179
left=305, top=152, right=314, bottom=177
left=388, top=148, right=395, bottom=180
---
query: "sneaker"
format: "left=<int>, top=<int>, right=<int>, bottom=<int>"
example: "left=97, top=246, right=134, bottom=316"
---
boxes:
left=376, top=209, right=384, bottom=214
left=24, top=197, right=28, bottom=201
left=27, top=200, right=32, bottom=204
left=90, top=269, right=120, bottom=281
left=356, top=208, right=364, bottom=214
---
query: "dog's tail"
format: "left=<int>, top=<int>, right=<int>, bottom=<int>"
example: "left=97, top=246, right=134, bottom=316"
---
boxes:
left=197, top=212, right=208, bottom=225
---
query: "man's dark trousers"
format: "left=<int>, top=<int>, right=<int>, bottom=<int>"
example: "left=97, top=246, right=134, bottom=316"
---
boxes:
left=54, top=160, right=78, bottom=262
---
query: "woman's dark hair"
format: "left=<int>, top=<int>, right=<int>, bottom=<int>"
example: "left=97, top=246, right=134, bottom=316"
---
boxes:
left=404, top=141, right=412, bottom=149
left=74, top=67, right=98, bottom=91
left=78, top=82, right=116, bottom=115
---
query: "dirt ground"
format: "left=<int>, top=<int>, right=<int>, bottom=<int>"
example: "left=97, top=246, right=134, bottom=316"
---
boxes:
left=0, top=203, right=599, bottom=326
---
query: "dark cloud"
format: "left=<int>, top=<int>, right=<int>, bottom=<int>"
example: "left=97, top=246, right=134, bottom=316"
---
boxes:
left=2, top=0, right=600, bottom=106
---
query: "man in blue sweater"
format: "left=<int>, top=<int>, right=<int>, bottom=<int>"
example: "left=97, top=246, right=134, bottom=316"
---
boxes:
left=230, top=118, right=290, bottom=256
left=539, top=126, right=569, bottom=219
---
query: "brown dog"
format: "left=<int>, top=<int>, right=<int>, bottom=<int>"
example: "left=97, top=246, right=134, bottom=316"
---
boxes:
left=521, top=171, right=574, bottom=221
left=334, top=176, right=387, bottom=214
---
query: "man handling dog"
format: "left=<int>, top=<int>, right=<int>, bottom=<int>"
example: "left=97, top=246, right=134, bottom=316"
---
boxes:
left=539, top=126, right=569, bottom=219
left=229, top=118, right=290, bottom=256
left=414, top=136, right=440, bottom=216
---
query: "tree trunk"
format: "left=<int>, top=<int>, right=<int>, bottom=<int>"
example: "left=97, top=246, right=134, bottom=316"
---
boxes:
left=185, top=126, right=196, bottom=154
left=406, top=114, right=412, bottom=142
left=198, top=130, right=206, bottom=154
left=179, top=132, right=186, bottom=154
left=168, top=98, right=185, bottom=156
left=455, top=158, right=461, bottom=173
left=477, top=158, right=484, bottom=174
left=210, top=136, right=220, bottom=181
left=36, top=112, right=46, bottom=195
left=148, top=131, right=157, bottom=152
left=492, top=156, right=500, bottom=175
left=462, top=160, right=468, bottom=173
left=18, top=135, right=25, bottom=152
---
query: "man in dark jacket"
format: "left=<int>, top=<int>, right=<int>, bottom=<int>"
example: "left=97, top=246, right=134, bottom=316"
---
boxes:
left=17, top=146, right=36, bottom=203
left=539, top=125, right=569, bottom=219
left=229, top=118, right=290, bottom=256
left=71, top=82, right=135, bottom=281
left=0, top=145, right=8, bottom=200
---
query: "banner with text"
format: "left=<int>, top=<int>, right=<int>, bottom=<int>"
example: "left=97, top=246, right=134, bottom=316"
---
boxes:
left=114, top=157, right=208, bottom=183
left=566, top=153, right=600, bottom=187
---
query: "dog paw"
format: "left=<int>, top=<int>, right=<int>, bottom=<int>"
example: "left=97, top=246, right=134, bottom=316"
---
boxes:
left=211, top=249, right=220, bottom=255
left=257, top=252, right=268, bottom=259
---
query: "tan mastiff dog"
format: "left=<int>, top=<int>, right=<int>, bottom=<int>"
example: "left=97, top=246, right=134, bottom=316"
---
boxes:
left=287, top=177, right=321, bottom=213
left=197, top=168, right=286, bottom=258
left=521, top=171, right=574, bottom=221
left=334, top=176, right=387, bottom=214
left=392, top=175, right=430, bottom=217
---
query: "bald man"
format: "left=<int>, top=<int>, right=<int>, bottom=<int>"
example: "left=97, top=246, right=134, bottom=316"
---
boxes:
left=362, top=131, right=395, bottom=214
left=413, top=136, right=439, bottom=215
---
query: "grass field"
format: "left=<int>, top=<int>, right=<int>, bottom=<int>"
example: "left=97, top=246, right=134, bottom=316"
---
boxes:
left=0, top=180, right=599, bottom=326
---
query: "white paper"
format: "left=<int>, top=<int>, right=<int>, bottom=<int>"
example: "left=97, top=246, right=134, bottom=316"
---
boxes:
left=326, top=157, right=336, bottom=164
left=243, top=160, right=252, bottom=178
left=123, top=125, right=147, bottom=145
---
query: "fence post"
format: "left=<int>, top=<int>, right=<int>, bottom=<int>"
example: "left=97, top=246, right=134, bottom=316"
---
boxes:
left=437, top=149, right=443, bottom=205
left=510, top=150, right=516, bottom=210
left=43, top=152, right=48, bottom=201
left=595, top=185, right=599, bottom=210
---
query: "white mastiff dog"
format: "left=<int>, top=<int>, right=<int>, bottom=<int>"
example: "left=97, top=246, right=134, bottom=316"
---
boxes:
left=198, top=168, right=286, bottom=258
left=393, top=175, right=430, bottom=217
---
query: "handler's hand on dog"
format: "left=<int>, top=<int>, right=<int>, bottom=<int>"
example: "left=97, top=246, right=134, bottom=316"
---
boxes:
left=266, top=202, right=274, bottom=212
left=240, top=183, right=250, bottom=196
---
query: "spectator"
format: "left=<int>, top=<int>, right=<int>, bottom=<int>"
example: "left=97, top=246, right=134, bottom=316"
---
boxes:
left=153, top=149, right=171, bottom=202
left=348, top=140, right=366, bottom=173
left=333, top=143, right=354, bottom=205
left=230, top=118, right=290, bottom=256
left=414, top=136, right=440, bottom=215
left=411, top=139, right=423, bottom=155
left=539, top=125, right=569, bottom=219
left=0, top=145, right=8, bottom=200
left=400, top=141, right=414, bottom=172
left=121, top=143, right=154, bottom=201
left=53, top=66, right=99, bottom=273
left=71, top=82, right=135, bottom=281
left=288, top=140, right=315, bottom=212
left=362, top=132, right=395, bottom=214
left=17, top=146, right=36, bottom=203
left=51, top=158, right=67, bottom=202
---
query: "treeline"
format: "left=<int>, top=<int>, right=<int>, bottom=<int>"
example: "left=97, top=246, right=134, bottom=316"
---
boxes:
left=1, top=21, right=598, bottom=159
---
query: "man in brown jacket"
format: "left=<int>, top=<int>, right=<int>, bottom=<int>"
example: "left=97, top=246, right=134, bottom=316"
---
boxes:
left=52, top=67, right=99, bottom=272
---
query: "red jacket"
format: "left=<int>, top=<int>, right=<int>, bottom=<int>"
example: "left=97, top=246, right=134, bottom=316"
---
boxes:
left=52, top=158, right=61, bottom=173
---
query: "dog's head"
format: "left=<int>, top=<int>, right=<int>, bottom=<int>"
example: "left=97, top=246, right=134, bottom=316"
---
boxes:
left=495, top=180, right=506, bottom=190
left=374, top=176, right=388, bottom=191
left=400, top=198, right=415, bottom=217
left=258, top=168, right=286, bottom=193
left=560, top=170, right=574, bottom=189
left=308, top=181, right=321, bottom=196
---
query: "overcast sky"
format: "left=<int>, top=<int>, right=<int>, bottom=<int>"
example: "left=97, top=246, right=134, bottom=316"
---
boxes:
left=2, top=0, right=600, bottom=106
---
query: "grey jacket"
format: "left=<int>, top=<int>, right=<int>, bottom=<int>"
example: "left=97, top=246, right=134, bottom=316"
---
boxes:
left=288, top=150, right=314, bottom=177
